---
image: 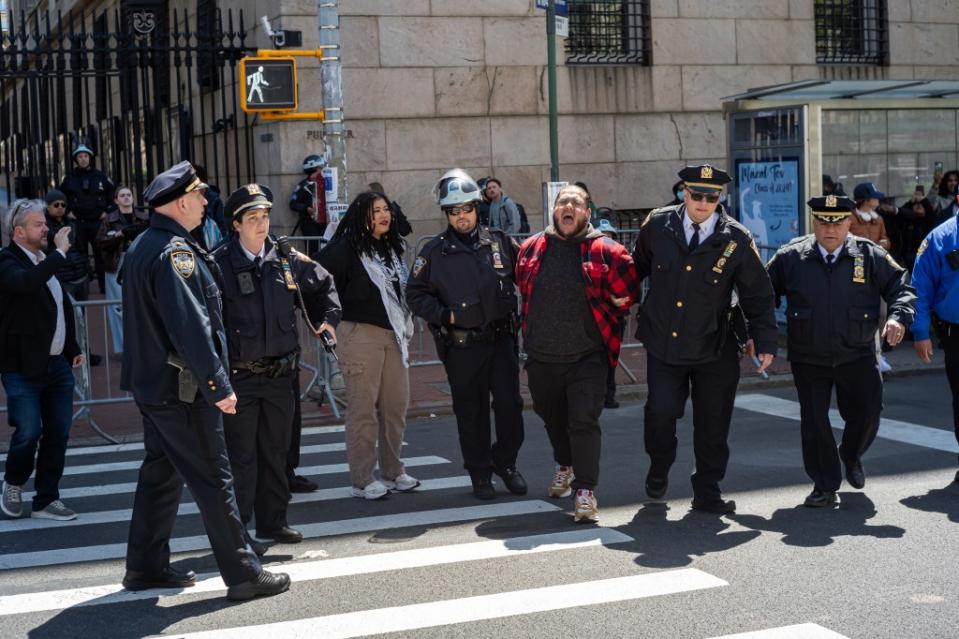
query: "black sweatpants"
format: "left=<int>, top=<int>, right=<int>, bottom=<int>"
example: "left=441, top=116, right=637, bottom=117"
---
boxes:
left=126, top=398, right=261, bottom=587
left=791, top=354, right=883, bottom=492
left=526, top=351, right=606, bottom=491
left=644, top=339, right=741, bottom=500
left=444, top=335, right=524, bottom=472
left=223, top=370, right=295, bottom=532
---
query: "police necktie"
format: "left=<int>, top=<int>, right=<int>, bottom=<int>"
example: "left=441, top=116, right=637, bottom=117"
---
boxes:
left=253, top=256, right=262, bottom=276
left=826, top=253, right=835, bottom=272
left=688, top=223, right=701, bottom=252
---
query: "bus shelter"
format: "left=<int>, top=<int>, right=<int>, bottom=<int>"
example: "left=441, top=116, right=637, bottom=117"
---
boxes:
left=723, top=80, right=959, bottom=248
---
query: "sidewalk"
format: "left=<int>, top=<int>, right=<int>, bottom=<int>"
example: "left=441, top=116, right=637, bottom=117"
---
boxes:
left=12, top=335, right=945, bottom=450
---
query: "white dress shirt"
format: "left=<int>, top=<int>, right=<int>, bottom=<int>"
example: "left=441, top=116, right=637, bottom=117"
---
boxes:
left=817, top=243, right=843, bottom=263
left=239, top=242, right=266, bottom=264
left=16, top=242, right=67, bottom=356
left=683, top=211, right=718, bottom=246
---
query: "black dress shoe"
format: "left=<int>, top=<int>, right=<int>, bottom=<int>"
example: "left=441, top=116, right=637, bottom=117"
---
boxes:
left=470, top=472, right=496, bottom=500
left=645, top=473, right=668, bottom=500
left=226, top=570, right=291, bottom=601
left=245, top=531, right=268, bottom=556
left=255, top=526, right=303, bottom=544
left=289, top=475, right=318, bottom=493
left=123, top=566, right=197, bottom=591
left=492, top=466, right=528, bottom=496
left=844, top=458, right=865, bottom=489
left=803, top=488, right=840, bottom=508
left=691, top=496, right=736, bottom=514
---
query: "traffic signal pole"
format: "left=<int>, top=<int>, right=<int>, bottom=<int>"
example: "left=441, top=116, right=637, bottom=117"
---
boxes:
left=547, top=0, right=559, bottom=181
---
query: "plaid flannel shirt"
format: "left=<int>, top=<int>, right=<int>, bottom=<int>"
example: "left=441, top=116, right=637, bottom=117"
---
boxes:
left=516, top=232, right=640, bottom=367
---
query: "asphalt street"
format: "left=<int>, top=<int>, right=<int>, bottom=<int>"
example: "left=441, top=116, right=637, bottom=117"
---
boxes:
left=0, top=371, right=956, bottom=639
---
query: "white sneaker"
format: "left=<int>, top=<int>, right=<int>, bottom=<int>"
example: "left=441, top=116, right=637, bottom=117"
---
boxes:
left=382, top=473, right=420, bottom=492
left=1, top=481, right=23, bottom=518
left=879, top=355, right=892, bottom=373
left=350, top=480, right=389, bottom=500
left=573, top=489, right=598, bottom=523
left=31, top=499, right=77, bottom=521
left=548, top=465, right=574, bottom=498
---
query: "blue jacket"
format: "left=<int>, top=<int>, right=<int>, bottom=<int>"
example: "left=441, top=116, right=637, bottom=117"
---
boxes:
left=911, top=215, right=959, bottom=340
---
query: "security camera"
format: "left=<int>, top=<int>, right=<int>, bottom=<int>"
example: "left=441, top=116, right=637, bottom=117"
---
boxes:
left=260, top=16, right=286, bottom=47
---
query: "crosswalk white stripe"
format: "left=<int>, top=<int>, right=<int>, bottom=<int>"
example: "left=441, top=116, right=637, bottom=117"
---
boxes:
left=55, top=441, right=391, bottom=478
left=708, top=623, right=849, bottom=638
left=0, top=528, right=632, bottom=616
left=0, top=476, right=472, bottom=534
left=0, top=425, right=345, bottom=463
left=0, top=500, right=560, bottom=571
left=736, top=393, right=959, bottom=454
left=170, top=569, right=727, bottom=639
left=23, top=455, right=450, bottom=501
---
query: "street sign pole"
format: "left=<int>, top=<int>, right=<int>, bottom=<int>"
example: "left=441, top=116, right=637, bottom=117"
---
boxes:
left=547, top=0, right=559, bottom=182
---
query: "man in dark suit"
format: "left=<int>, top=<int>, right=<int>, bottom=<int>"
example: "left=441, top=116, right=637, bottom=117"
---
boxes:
left=0, top=199, right=84, bottom=521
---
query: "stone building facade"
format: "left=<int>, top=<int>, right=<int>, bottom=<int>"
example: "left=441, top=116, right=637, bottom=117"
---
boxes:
left=5, top=0, right=959, bottom=236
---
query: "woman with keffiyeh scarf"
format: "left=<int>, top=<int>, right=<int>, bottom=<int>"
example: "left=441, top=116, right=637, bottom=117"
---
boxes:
left=316, top=191, right=419, bottom=500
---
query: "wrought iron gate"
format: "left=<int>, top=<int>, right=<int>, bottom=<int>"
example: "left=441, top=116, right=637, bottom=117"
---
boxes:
left=0, top=5, right=256, bottom=205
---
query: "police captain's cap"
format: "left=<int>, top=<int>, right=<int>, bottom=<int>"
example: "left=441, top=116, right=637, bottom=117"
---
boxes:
left=678, top=164, right=731, bottom=192
left=144, top=161, right=209, bottom=208
left=808, top=194, right=855, bottom=222
left=225, top=183, right=274, bottom=222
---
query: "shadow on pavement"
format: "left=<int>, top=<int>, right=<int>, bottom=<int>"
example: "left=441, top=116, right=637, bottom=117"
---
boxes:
left=729, top=492, right=905, bottom=547
left=614, top=503, right=761, bottom=569
left=900, top=481, right=959, bottom=523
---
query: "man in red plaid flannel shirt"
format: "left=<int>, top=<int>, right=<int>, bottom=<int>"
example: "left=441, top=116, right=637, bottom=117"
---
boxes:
left=516, top=184, right=639, bottom=523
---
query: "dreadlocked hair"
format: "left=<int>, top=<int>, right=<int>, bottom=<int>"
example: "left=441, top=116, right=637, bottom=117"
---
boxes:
left=332, top=191, right=404, bottom=257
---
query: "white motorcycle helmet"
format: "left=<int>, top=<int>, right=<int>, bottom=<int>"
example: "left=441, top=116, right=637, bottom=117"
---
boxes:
left=432, top=168, right=482, bottom=208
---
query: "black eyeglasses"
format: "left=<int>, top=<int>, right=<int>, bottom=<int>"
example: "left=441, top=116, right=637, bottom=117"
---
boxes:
left=444, top=202, right=476, bottom=216
left=689, top=192, right=720, bottom=204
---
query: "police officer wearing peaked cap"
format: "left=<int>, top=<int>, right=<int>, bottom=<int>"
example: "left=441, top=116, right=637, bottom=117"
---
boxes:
left=119, top=161, right=290, bottom=601
left=767, top=195, right=915, bottom=507
left=406, top=169, right=526, bottom=500
left=214, top=183, right=341, bottom=549
left=633, top=164, right=778, bottom=514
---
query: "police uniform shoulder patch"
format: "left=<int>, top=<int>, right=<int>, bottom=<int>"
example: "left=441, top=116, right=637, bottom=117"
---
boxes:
left=412, top=256, right=428, bottom=278
left=290, top=247, right=314, bottom=264
left=917, top=238, right=928, bottom=257
left=170, top=250, right=195, bottom=279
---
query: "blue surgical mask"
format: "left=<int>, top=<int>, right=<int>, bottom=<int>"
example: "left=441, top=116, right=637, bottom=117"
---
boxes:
left=675, top=191, right=683, bottom=200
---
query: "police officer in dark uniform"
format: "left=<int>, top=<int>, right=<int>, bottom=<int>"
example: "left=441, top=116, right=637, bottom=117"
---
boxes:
left=290, top=154, right=327, bottom=256
left=406, top=169, right=526, bottom=500
left=214, top=183, right=341, bottom=548
left=767, top=196, right=916, bottom=507
left=633, top=164, right=777, bottom=514
left=120, top=161, right=289, bottom=601
left=59, top=143, right=114, bottom=292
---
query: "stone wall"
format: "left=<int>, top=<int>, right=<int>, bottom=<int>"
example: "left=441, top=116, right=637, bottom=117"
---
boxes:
left=336, top=0, right=959, bottom=234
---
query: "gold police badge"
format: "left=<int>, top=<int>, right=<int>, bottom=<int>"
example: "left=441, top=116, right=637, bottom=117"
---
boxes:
left=825, top=195, right=838, bottom=207
left=701, top=166, right=713, bottom=179
left=170, top=250, right=195, bottom=279
left=853, top=254, right=865, bottom=284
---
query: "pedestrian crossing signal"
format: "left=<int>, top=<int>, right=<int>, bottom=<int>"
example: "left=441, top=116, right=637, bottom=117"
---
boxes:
left=239, top=57, right=298, bottom=112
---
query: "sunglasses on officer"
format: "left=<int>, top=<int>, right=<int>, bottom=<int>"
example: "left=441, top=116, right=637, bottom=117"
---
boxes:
left=444, top=202, right=476, bottom=217
left=688, top=192, right=720, bottom=204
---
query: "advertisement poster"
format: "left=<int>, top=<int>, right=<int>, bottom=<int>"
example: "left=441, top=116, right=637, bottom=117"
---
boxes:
left=736, top=160, right=800, bottom=248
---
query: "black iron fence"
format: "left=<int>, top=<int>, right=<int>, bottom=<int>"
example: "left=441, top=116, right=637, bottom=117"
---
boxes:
left=814, top=0, right=888, bottom=65
left=566, top=0, right=651, bottom=65
left=0, top=6, right=257, bottom=205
